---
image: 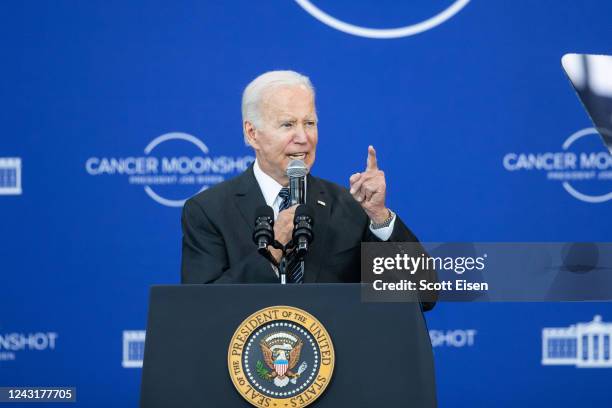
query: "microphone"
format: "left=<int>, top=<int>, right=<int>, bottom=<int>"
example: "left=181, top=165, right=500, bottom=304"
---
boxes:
left=253, top=205, right=275, bottom=253
left=286, top=159, right=308, bottom=205
left=293, top=204, right=314, bottom=257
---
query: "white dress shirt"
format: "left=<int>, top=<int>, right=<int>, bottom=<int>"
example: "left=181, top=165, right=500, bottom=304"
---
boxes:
left=252, top=160, right=395, bottom=241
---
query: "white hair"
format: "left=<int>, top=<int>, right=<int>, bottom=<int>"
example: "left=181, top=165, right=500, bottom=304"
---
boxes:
left=242, top=70, right=315, bottom=143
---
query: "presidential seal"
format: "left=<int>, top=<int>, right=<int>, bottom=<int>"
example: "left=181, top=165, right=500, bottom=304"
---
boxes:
left=228, top=306, right=335, bottom=407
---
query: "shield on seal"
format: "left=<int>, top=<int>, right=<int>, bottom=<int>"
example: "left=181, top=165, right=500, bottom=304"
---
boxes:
left=274, top=359, right=289, bottom=377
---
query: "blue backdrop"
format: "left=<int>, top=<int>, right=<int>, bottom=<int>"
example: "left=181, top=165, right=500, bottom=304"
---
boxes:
left=1, top=1, right=611, bottom=406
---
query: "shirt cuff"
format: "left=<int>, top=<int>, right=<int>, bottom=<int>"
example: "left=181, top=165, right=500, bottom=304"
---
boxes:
left=369, top=215, right=396, bottom=241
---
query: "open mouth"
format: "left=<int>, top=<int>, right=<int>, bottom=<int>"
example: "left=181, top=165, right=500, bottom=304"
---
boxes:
left=288, top=153, right=307, bottom=160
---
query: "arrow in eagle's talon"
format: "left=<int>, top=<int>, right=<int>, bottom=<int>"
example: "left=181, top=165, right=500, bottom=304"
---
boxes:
left=290, top=362, right=308, bottom=384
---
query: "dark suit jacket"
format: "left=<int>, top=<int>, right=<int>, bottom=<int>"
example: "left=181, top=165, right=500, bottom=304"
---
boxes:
left=181, top=166, right=435, bottom=309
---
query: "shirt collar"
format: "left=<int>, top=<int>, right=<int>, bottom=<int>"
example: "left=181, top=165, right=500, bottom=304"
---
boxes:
left=253, top=159, right=284, bottom=207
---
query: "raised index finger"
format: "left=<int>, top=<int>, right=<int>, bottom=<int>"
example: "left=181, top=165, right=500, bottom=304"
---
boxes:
left=366, top=145, right=378, bottom=171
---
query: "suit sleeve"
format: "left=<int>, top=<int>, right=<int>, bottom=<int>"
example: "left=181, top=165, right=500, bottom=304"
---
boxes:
left=363, top=214, right=438, bottom=311
left=180, top=198, right=278, bottom=284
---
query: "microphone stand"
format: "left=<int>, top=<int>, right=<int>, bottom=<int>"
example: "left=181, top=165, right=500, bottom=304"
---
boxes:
left=279, top=256, right=288, bottom=285
left=278, top=241, right=299, bottom=285
left=260, top=239, right=294, bottom=285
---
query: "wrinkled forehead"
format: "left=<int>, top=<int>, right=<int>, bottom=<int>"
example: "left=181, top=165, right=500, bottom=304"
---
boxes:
left=260, top=84, right=316, bottom=121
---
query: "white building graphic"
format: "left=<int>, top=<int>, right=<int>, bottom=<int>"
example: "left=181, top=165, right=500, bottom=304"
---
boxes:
left=0, top=157, right=22, bottom=195
left=122, top=330, right=146, bottom=368
left=542, top=315, right=612, bottom=368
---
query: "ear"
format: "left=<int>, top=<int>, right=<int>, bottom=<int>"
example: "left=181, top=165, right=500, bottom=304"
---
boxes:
left=244, top=121, right=259, bottom=149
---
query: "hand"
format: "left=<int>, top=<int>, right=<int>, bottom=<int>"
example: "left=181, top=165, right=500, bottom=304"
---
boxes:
left=269, top=205, right=298, bottom=262
left=349, top=145, right=390, bottom=224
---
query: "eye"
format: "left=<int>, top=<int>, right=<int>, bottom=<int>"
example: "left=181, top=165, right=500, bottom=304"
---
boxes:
left=305, top=121, right=316, bottom=127
left=281, top=122, right=294, bottom=128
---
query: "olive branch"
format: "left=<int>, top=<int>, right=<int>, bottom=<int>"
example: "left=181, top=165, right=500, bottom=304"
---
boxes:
left=256, top=360, right=272, bottom=381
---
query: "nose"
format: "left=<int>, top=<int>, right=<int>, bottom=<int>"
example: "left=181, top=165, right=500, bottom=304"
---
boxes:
left=293, top=124, right=308, bottom=144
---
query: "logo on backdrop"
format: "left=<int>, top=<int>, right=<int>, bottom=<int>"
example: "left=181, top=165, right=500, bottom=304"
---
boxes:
left=429, top=329, right=477, bottom=348
left=542, top=315, right=612, bottom=368
left=0, top=331, right=58, bottom=361
left=0, top=157, right=22, bottom=196
left=122, top=330, right=146, bottom=368
left=503, top=127, right=612, bottom=203
left=228, top=306, right=334, bottom=407
left=85, top=132, right=254, bottom=207
left=294, top=0, right=471, bottom=39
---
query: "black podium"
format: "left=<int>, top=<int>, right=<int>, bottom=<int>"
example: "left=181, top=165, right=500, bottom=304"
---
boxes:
left=140, top=284, right=436, bottom=407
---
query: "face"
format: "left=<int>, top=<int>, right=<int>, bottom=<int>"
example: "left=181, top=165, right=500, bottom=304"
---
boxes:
left=245, top=84, right=318, bottom=186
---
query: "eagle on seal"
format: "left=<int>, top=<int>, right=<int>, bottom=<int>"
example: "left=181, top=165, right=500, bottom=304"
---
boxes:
left=260, top=338, right=303, bottom=380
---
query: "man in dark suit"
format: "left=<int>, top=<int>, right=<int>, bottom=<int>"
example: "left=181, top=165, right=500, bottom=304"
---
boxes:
left=181, top=71, right=432, bottom=308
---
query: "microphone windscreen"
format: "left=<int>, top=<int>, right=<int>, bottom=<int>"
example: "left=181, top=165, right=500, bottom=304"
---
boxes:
left=286, top=160, right=308, bottom=178
left=255, top=205, right=274, bottom=219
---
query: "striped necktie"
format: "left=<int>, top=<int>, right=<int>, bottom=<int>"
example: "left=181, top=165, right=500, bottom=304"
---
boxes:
left=278, top=187, right=291, bottom=212
left=287, top=252, right=304, bottom=284
left=277, top=187, right=304, bottom=283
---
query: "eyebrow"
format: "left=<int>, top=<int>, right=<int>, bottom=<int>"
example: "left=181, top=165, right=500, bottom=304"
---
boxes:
left=277, top=117, right=317, bottom=123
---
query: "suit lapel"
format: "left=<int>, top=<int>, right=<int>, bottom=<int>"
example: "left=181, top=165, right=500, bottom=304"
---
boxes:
left=233, top=166, right=267, bottom=234
left=304, top=175, right=330, bottom=283
left=232, top=167, right=330, bottom=283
